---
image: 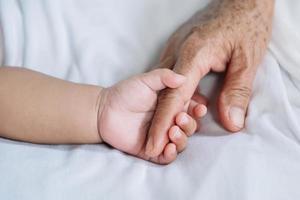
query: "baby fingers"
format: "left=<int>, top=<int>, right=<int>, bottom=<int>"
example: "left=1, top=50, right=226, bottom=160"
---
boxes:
left=175, top=112, right=198, bottom=137
left=168, top=126, right=187, bottom=153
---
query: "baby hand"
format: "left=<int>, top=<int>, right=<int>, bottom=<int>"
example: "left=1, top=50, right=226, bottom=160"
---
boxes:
left=97, top=69, right=206, bottom=164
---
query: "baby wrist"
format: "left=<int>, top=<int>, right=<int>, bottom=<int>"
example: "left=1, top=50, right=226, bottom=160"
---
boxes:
left=95, top=87, right=109, bottom=143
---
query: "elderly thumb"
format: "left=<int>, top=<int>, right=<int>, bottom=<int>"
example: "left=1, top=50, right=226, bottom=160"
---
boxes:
left=218, top=50, right=258, bottom=132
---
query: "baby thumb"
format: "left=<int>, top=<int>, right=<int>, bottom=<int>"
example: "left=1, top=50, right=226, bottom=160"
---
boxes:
left=140, top=69, right=186, bottom=91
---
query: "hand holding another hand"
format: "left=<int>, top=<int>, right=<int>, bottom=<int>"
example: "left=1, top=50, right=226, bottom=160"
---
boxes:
left=145, top=0, right=274, bottom=158
left=98, top=68, right=206, bottom=164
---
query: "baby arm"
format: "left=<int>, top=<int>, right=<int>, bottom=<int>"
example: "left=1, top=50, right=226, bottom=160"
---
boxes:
left=0, top=67, right=204, bottom=164
left=0, top=67, right=102, bottom=144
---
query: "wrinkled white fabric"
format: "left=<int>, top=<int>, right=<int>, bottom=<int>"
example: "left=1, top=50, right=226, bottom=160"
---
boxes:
left=0, top=0, right=299, bottom=199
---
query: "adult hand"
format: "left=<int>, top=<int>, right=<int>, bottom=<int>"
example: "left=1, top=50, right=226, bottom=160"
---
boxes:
left=146, top=0, right=274, bottom=157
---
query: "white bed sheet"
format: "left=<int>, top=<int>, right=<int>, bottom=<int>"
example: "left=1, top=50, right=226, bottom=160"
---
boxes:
left=0, top=0, right=300, bottom=199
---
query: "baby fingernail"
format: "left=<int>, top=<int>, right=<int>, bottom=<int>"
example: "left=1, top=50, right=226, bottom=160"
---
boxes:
left=229, top=106, right=245, bottom=129
left=173, top=127, right=181, bottom=139
left=198, top=104, right=207, bottom=117
left=180, top=115, right=188, bottom=125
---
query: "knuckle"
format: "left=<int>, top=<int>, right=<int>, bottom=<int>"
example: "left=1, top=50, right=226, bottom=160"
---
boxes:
left=222, top=86, right=252, bottom=101
left=179, top=33, right=229, bottom=73
left=158, top=89, right=184, bottom=106
left=159, top=56, right=175, bottom=69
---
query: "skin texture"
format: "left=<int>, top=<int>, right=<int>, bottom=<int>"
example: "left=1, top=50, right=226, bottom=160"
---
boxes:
left=145, top=0, right=274, bottom=158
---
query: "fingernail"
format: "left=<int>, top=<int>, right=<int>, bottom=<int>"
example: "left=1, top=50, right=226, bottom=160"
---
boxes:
left=229, top=106, right=245, bottom=129
left=180, top=115, right=188, bottom=125
left=173, top=127, right=181, bottom=139
left=198, top=104, right=207, bottom=117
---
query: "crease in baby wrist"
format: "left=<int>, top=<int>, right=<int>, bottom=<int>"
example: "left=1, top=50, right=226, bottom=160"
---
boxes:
left=95, top=87, right=109, bottom=143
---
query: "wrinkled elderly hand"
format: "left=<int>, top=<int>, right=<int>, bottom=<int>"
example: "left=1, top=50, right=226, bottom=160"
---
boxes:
left=146, top=0, right=274, bottom=158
